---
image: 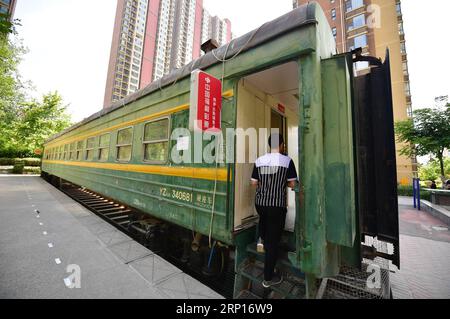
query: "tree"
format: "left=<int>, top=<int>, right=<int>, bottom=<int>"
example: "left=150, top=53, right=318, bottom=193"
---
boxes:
left=419, top=158, right=450, bottom=183
left=396, top=105, right=450, bottom=184
left=0, top=12, right=20, bottom=37
left=1, top=30, right=71, bottom=157
left=5, top=92, right=72, bottom=156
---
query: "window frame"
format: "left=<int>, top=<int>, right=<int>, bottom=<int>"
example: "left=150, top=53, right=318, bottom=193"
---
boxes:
left=85, top=136, right=96, bottom=161
left=64, top=144, right=69, bottom=160
left=69, top=142, right=76, bottom=161
left=76, top=140, right=84, bottom=161
left=116, top=127, right=134, bottom=163
left=142, top=117, right=171, bottom=164
left=98, top=133, right=111, bottom=162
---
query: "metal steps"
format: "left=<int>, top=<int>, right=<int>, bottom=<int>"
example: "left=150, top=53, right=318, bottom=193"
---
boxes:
left=235, top=242, right=307, bottom=299
left=63, top=187, right=134, bottom=231
left=238, top=259, right=306, bottom=299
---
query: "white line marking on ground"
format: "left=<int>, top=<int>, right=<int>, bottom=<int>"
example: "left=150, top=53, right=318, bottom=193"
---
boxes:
left=48, top=243, right=54, bottom=248
left=43, top=231, right=47, bottom=235
left=39, top=223, right=43, bottom=226
left=55, top=258, right=61, bottom=265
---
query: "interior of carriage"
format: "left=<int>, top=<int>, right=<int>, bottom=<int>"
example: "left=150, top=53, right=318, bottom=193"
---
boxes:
left=234, top=61, right=300, bottom=233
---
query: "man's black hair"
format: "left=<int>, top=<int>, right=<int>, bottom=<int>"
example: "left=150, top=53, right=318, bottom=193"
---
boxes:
left=268, top=133, right=284, bottom=149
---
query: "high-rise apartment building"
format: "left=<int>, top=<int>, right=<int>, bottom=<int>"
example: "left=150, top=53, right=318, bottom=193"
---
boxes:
left=0, top=0, right=16, bottom=19
left=294, top=0, right=415, bottom=184
left=104, top=0, right=232, bottom=109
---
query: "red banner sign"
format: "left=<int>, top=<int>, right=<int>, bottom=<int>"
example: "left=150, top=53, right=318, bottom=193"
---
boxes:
left=277, top=103, right=286, bottom=114
left=190, top=70, right=222, bottom=132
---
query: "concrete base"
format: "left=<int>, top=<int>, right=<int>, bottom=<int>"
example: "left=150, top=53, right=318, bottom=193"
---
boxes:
left=420, top=200, right=450, bottom=227
left=0, top=176, right=223, bottom=299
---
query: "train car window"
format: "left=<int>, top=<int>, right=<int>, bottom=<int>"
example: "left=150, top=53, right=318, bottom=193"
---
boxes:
left=59, top=145, right=64, bottom=160
left=64, top=144, right=69, bottom=160
left=116, top=128, right=133, bottom=162
left=76, top=141, right=84, bottom=161
left=98, top=133, right=111, bottom=162
left=70, top=142, right=76, bottom=161
left=143, top=118, right=169, bottom=163
left=86, top=137, right=96, bottom=161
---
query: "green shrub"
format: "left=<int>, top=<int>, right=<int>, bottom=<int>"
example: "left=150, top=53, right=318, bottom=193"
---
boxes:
left=0, top=147, right=35, bottom=159
left=15, top=158, right=41, bottom=167
left=12, top=163, right=25, bottom=174
left=397, top=185, right=431, bottom=201
left=23, top=166, right=41, bottom=174
left=0, top=158, right=15, bottom=165
left=0, top=158, right=41, bottom=166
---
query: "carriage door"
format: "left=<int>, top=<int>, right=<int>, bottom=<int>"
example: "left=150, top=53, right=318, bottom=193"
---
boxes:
left=271, top=109, right=297, bottom=232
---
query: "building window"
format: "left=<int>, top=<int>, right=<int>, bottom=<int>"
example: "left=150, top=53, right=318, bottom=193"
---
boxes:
left=348, top=14, right=366, bottom=31
left=331, top=9, right=336, bottom=20
left=116, top=127, right=133, bottom=162
left=85, top=137, right=96, bottom=161
left=346, top=0, right=364, bottom=12
left=98, top=133, right=111, bottom=162
left=332, top=27, right=337, bottom=37
left=402, top=61, right=409, bottom=75
left=404, top=82, right=411, bottom=96
left=398, top=22, right=404, bottom=35
left=396, top=2, right=402, bottom=16
left=400, top=42, right=406, bottom=54
left=407, top=104, right=413, bottom=118
left=349, top=34, right=368, bottom=49
left=143, top=118, right=170, bottom=163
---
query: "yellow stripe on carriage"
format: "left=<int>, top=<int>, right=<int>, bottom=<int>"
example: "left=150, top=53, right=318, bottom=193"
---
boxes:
left=42, top=160, right=229, bottom=182
left=45, top=89, right=234, bottom=148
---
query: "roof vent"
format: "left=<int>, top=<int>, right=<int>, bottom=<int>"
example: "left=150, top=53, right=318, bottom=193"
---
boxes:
left=201, top=39, right=219, bottom=54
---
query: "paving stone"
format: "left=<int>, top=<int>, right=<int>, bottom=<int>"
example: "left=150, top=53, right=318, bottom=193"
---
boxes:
left=0, top=176, right=223, bottom=299
left=108, top=240, right=153, bottom=264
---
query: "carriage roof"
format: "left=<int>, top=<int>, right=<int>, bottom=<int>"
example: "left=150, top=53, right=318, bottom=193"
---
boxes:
left=46, top=3, right=321, bottom=144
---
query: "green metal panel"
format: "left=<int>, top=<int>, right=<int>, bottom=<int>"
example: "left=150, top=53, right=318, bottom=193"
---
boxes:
left=322, top=56, right=356, bottom=248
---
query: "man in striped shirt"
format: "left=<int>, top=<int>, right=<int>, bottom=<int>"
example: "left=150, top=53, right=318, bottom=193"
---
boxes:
left=251, top=133, right=298, bottom=288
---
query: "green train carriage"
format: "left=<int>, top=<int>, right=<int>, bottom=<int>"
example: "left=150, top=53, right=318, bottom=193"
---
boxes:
left=42, top=3, right=399, bottom=299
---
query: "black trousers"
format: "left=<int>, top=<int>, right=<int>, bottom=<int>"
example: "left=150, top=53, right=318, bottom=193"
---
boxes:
left=256, top=205, right=287, bottom=281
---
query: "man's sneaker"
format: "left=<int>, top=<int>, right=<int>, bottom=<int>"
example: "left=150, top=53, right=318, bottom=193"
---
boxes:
left=262, top=275, right=283, bottom=288
left=257, top=238, right=265, bottom=253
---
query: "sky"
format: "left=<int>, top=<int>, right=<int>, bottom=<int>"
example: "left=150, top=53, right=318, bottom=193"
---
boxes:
left=14, top=0, right=450, bottom=123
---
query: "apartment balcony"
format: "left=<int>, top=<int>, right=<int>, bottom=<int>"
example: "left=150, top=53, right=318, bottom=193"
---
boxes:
left=347, top=25, right=368, bottom=38
left=406, top=95, right=412, bottom=104
left=345, top=6, right=366, bottom=18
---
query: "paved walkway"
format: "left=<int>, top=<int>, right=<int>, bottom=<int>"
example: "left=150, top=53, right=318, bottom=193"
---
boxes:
left=0, top=176, right=223, bottom=299
left=390, top=197, right=450, bottom=299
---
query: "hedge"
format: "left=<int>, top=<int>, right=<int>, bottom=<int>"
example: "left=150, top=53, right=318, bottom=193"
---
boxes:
left=0, top=158, right=41, bottom=167
left=12, top=163, right=25, bottom=174
left=397, top=185, right=431, bottom=201
left=23, top=167, right=41, bottom=174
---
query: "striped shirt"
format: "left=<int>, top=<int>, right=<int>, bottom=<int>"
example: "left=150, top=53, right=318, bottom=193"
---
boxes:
left=251, top=153, right=298, bottom=208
